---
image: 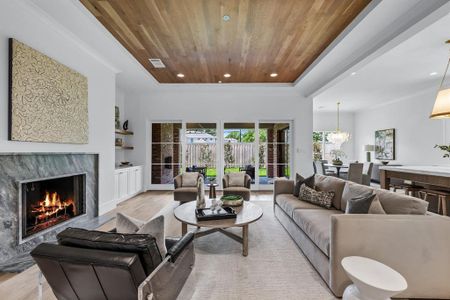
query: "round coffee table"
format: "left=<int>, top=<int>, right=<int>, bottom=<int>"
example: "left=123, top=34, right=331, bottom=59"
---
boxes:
left=341, top=256, right=407, bottom=300
left=174, top=200, right=263, bottom=256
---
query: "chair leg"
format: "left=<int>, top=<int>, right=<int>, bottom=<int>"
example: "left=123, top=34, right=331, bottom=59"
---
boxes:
left=441, top=196, right=448, bottom=216
left=438, top=195, right=442, bottom=215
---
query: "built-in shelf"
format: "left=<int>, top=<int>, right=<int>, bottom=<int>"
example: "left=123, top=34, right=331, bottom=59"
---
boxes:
left=115, top=146, right=134, bottom=150
left=115, top=129, right=134, bottom=135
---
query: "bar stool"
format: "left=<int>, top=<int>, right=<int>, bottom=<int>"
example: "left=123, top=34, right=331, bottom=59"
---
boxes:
left=418, top=189, right=450, bottom=216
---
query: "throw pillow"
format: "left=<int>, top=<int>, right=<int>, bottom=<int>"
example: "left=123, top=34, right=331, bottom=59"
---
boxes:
left=368, top=194, right=387, bottom=214
left=294, top=173, right=314, bottom=197
left=228, top=172, right=246, bottom=187
left=116, top=213, right=167, bottom=257
left=182, top=172, right=199, bottom=187
left=299, top=183, right=334, bottom=209
left=116, top=212, right=144, bottom=233
left=346, top=194, right=376, bottom=214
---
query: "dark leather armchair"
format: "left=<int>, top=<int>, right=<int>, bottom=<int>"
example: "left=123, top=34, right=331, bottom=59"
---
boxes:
left=31, top=228, right=195, bottom=300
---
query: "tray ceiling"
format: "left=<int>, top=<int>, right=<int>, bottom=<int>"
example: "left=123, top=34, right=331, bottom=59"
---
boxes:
left=80, top=0, right=370, bottom=83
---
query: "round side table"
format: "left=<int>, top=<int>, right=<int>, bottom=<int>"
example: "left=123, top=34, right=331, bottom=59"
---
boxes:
left=341, top=256, right=407, bottom=300
left=207, top=183, right=218, bottom=199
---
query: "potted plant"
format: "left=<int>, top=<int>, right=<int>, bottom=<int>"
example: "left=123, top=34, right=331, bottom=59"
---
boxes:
left=330, top=149, right=346, bottom=165
left=434, top=144, right=450, bottom=158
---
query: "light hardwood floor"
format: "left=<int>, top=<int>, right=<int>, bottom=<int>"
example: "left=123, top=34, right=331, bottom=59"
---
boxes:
left=0, top=191, right=273, bottom=300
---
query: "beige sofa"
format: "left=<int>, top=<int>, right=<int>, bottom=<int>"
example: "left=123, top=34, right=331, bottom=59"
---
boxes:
left=274, top=174, right=450, bottom=299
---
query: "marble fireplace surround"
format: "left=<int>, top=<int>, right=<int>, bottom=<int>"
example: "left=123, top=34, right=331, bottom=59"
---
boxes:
left=0, top=153, right=99, bottom=271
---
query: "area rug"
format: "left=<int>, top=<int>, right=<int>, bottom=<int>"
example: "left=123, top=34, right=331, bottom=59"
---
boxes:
left=178, top=201, right=337, bottom=300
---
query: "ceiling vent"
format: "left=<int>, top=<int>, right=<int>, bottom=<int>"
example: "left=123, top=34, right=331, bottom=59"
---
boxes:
left=149, top=58, right=166, bottom=68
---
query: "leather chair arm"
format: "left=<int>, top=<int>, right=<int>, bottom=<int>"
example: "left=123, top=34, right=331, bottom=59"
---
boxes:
left=166, top=232, right=194, bottom=263
left=174, top=174, right=182, bottom=189
left=222, top=176, right=229, bottom=188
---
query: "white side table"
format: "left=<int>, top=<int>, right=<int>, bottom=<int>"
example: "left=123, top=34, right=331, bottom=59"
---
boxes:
left=341, top=256, right=407, bottom=300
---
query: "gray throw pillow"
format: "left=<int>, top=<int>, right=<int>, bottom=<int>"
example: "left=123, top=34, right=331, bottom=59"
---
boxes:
left=294, top=174, right=314, bottom=197
left=116, top=213, right=167, bottom=257
left=346, top=194, right=376, bottom=214
left=299, top=184, right=334, bottom=209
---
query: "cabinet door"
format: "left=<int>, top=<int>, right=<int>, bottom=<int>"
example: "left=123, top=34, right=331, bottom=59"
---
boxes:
left=118, top=171, right=128, bottom=199
left=135, top=168, right=143, bottom=192
left=128, top=169, right=137, bottom=195
left=114, top=173, right=120, bottom=201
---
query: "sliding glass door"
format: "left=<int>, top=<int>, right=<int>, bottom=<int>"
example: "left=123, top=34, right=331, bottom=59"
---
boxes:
left=223, top=123, right=256, bottom=184
left=185, top=123, right=217, bottom=184
left=259, top=122, right=291, bottom=186
left=151, top=122, right=182, bottom=185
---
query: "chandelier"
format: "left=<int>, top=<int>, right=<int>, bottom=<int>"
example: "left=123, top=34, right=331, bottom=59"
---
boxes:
left=328, top=101, right=350, bottom=148
left=430, top=40, right=450, bottom=119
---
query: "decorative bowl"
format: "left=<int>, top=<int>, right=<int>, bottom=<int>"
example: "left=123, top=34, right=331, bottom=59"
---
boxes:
left=220, top=195, right=244, bottom=207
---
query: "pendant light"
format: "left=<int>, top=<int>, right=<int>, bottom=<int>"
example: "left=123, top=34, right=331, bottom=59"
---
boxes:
left=430, top=40, right=450, bottom=119
left=328, top=101, right=350, bottom=148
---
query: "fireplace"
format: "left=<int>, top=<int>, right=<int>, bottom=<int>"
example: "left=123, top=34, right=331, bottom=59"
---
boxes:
left=20, top=173, right=86, bottom=241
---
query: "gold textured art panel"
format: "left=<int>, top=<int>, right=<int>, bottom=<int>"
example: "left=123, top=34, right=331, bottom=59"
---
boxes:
left=9, top=38, right=88, bottom=144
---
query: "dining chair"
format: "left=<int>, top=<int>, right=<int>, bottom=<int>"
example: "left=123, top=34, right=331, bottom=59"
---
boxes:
left=346, top=163, right=364, bottom=184
left=313, top=160, right=336, bottom=176
left=362, top=162, right=373, bottom=186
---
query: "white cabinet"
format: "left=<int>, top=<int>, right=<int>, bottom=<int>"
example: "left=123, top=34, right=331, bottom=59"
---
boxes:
left=114, top=166, right=143, bottom=203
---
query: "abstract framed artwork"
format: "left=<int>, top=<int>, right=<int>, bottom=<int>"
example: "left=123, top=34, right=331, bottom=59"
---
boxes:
left=375, top=128, right=395, bottom=160
left=8, top=38, right=88, bottom=144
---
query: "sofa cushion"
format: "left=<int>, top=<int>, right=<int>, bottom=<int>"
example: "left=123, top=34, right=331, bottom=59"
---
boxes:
left=299, top=184, right=334, bottom=209
left=314, top=175, right=346, bottom=210
left=182, top=172, right=199, bottom=187
left=292, top=209, right=342, bottom=257
left=368, top=194, right=386, bottom=214
left=374, top=189, right=428, bottom=215
left=276, top=194, right=322, bottom=217
left=228, top=172, right=246, bottom=186
left=341, top=181, right=375, bottom=212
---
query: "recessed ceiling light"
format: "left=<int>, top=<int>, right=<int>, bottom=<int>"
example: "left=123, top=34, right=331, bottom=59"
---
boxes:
left=176, top=73, right=185, bottom=78
left=430, top=72, right=438, bottom=76
left=224, top=73, right=231, bottom=78
left=350, top=72, right=357, bottom=76
left=223, top=15, right=231, bottom=22
left=270, top=73, right=278, bottom=77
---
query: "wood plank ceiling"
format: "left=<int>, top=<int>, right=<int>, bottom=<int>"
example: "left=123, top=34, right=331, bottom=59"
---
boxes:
left=80, top=0, right=371, bottom=83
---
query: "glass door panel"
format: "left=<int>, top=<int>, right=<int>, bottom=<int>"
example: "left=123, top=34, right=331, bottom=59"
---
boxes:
left=185, top=123, right=217, bottom=184
left=223, top=123, right=256, bottom=183
left=151, top=122, right=182, bottom=184
left=259, top=123, right=291, bottom=185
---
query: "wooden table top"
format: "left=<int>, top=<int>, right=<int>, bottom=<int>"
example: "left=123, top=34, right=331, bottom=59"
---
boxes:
left=174, top=200, right=263, bottom=228
left=380, top=165, right=450, bottom=178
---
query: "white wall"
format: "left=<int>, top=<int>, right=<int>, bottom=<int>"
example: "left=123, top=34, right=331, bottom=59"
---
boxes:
left=353, top=88, right=450, bottom=165
left=313, top=111, right=355, bottom=161
left=124, top=87, right=313, bottom=188
left=0, top=1, right=117, bottom=214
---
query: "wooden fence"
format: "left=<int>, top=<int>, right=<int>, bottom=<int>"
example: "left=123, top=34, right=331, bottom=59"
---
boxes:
left=186, top=143, right=265, bottom=167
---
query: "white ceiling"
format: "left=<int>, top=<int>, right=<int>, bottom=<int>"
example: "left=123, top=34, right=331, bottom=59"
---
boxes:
left=314, top=10, right=450, bottom=112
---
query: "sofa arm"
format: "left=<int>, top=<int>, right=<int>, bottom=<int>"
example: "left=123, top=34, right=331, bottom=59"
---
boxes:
left=273, top=179, right=294, bottom=200
left=244, top=174, right=252, bottom=189
left=329, top=214, right=450, bottom=298
left=222, top=176, right=228, bottom=188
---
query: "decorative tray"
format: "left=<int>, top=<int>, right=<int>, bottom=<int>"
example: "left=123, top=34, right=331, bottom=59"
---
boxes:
left=221, top=195, right=244, bottom=207
left=195, top=206, right=237, bottom=221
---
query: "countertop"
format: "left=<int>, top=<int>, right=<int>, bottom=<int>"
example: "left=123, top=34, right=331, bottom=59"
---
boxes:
left=379, top=165, right=450, bottom=177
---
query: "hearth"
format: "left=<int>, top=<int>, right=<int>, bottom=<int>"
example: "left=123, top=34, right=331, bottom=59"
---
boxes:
left=20, top=173, right=86, bottom=242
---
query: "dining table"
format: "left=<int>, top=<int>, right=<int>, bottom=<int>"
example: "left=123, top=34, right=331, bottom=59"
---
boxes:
left=324, top=163, right=349, bottom=177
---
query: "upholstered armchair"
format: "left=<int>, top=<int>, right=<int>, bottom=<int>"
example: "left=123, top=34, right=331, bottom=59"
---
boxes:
left=31, top=228, right=195, bottom=300
left=222, top=173, right=252, bottom=200
left=173, top=172, right=204, bottom=203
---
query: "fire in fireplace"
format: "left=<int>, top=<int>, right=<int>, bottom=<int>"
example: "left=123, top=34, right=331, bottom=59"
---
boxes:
left=21, top=173, right=86, bottom=240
